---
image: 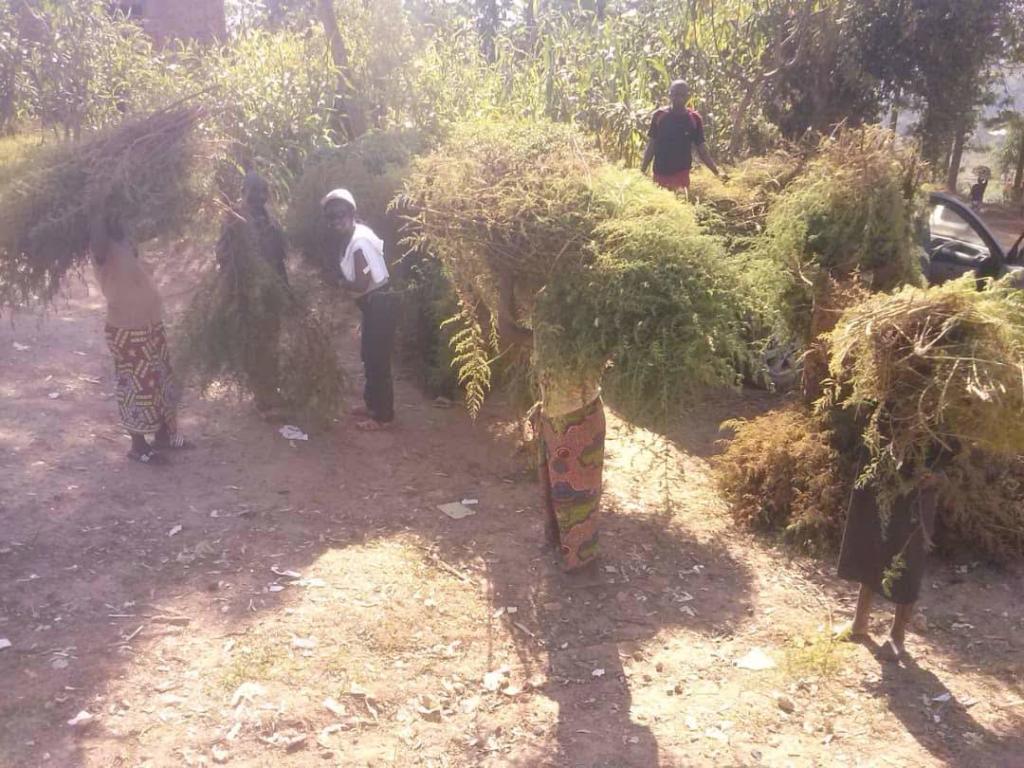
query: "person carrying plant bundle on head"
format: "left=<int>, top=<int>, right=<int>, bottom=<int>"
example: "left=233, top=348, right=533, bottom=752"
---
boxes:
left=213, top=171, right=290, bottom=415
left=321, top=188, right=397, bottom=431
left=238, top=170, right=288, bottom=284
left=496, top=274, right=605, bottom=573
left=969, top=171, right=988, bottom=211
left=835, top=428, right=949, bottom=662
left=90, top=188, right=193, bottom=464
left=641, top=79, right=724, bottom=191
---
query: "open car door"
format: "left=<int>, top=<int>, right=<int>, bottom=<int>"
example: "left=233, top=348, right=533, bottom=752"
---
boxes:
left=924, top=192, right=1010, bottom=285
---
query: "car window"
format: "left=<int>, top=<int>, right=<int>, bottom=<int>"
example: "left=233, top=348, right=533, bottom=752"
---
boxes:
left=930, top=204, right=987, bottom=249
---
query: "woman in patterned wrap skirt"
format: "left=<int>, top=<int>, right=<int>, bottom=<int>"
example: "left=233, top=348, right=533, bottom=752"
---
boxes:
left=497, top=273, right=606, bottom=571
left=536, top=384, right=606, bottom=571
left=90, top=193, right=191, bottom=464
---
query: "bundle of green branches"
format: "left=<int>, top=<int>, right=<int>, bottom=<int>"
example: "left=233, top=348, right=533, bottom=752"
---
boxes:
left=755, top=126, right=925, bottom=346
left=176, top=213, right=344, bottom=428
left=689, top=150, right=803, bottom=251
left=401, top=120, right=601, bottom=306
left=534, top=168, right=748, bottom=418
left=824, top=277, right=1024, bottom=512
left=401, top=119, right=748, bottom=419
left=0, top=106, right=204, bottom=309
left=397, top=255, right=461, bottom=398
left=287, top=129, right=423, bottom=275
left=714, top=405, right=855, bottom=552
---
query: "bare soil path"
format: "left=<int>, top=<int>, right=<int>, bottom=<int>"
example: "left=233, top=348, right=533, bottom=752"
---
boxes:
left=1, top=246, right=1022, bottom=768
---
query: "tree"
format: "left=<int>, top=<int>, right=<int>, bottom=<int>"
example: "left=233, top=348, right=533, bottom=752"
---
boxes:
left=315, top=0, right=367, bottom=139
left=852, top=0, right=1010, bottom=189
left=993, top=110, right=1024, bottom=200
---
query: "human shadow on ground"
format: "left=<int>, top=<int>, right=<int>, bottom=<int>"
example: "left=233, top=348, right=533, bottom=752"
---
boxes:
left=478, top=503, right=754, bottom=768
left=0, top=290, right=755, bottom=768
left=868, top=642, right=1023, bottom=767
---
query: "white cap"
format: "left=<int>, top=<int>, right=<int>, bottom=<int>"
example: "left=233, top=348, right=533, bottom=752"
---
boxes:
left=320, top=188, right=357, bottom=211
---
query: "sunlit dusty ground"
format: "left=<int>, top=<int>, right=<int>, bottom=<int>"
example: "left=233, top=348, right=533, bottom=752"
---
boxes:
left=1, top=249, right=1022, bottom=768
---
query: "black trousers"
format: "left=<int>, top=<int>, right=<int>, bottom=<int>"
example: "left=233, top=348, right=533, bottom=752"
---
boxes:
left=357, top=289, right=398, bottom=422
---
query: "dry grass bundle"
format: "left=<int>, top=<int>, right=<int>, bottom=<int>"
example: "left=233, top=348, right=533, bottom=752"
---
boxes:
left=0, top=106, right=204, bottom=309
left=175, top=214, right=344, bottom=428
left=757, top=126, right=925, bottom=344
left=938, top=450, right=1024, bottom=559
left=690, top=151, right=803, bottom=249
left=714, top=405, right=853, bottom=552
left=825, top=277, right=1024, bottom=502
left=287, top=130, right=422, bottom=275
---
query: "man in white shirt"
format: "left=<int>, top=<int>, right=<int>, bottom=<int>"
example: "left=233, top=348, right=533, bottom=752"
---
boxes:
left=322, top=188, right=397, bottom=430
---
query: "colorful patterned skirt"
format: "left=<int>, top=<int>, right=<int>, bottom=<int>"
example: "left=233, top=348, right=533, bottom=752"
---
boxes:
left=537, top=396, right=606, bottom=570
left=105, top=322, right=179, bottom=437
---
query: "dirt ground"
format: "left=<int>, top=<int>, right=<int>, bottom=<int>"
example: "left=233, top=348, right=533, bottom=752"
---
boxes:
left=1, top=245, right=1022, bottom=768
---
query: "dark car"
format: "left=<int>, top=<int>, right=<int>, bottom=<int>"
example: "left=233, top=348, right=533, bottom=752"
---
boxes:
left=922, top=191, right=1024, bottom=286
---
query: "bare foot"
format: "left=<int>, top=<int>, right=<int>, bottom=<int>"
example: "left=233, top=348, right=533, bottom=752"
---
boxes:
left=349, top=404, right=371, bottom=417
left=833, top=620, right=871, bottom=643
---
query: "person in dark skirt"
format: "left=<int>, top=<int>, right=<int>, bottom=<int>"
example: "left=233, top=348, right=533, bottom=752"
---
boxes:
left=837, top=468, right=942, bottom=661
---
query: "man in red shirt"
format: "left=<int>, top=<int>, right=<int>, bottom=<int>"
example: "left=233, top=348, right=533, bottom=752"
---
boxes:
left=641, top=79, right=723, bottom=191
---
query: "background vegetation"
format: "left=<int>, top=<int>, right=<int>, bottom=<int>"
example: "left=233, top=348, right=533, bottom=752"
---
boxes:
left=3, top=0, right=1024, bottom=558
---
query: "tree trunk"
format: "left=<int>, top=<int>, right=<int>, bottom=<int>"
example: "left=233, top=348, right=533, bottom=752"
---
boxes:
left=1014, top=131, right=1024, bottom=194
left=727, top=80, right=761, bottom=158
left=888, top=87, right=901, bottom=133
left=477, top=0, right=499, bottom=62
left=946, top=129, right=967, bottom=192
left=315, top=0, right=366, bottom=141
left=523, top=0, right=536, bottom=50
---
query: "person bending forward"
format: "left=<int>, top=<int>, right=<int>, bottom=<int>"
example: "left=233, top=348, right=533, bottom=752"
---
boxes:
left=322, top=188, right=397, bottom=431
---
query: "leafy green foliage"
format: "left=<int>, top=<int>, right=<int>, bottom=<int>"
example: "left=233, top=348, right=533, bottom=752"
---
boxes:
left=2, top=0, right=177, bottom=137
left=396, top=253, right=461, bottom=398
left=191, top=28, right=340, bottom=189
left=401, top=119, right=600, bottom=305
left=403, top=118, right=749, bottom=418
left=443, top=303, right=494, bottom=419
left=755, top=126, right=925, bottom=344
left=287, top=129, right=422, bottom=273
left=536, top=168, right=748, bottom=419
